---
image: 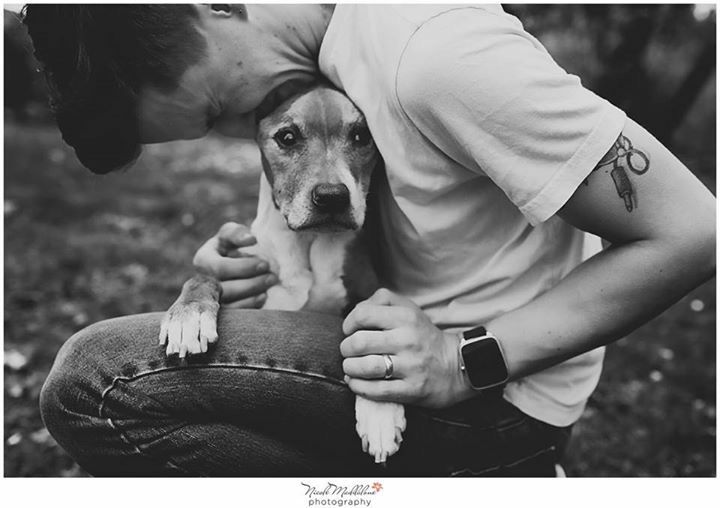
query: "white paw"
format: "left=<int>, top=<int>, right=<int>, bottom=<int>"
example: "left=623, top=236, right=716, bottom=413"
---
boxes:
left=159, top=300, right=219, bottom=358
left=355, top=396, right=406, bottom=463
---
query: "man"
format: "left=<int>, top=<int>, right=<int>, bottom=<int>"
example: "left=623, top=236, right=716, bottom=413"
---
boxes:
left=26, top=4, right=715, bottom=476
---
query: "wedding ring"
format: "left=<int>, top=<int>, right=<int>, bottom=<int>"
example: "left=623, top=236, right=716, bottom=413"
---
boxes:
left=382, top=354, right=394, bottom=380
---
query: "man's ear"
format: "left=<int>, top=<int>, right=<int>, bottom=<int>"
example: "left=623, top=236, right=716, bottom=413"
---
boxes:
left=206, top=4, right=247, bottom=20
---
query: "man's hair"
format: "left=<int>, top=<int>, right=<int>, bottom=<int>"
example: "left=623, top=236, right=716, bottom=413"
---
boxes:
left=22, top=5, right=207, bottom=174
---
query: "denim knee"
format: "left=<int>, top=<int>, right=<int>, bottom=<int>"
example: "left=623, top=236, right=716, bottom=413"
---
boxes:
left=40, top=324, right=96, bottom=446
left=40, top=317, right=138, bottom=457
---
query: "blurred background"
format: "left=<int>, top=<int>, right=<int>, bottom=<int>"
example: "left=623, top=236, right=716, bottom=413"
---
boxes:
left=4, top=4, right=716, bottom=477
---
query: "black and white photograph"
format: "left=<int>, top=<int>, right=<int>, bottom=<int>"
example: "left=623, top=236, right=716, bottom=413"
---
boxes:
left=3, top=2, right=716, bottom=485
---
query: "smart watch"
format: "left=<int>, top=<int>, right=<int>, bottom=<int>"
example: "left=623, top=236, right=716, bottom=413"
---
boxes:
left=458, top=326, right=509, bottom=390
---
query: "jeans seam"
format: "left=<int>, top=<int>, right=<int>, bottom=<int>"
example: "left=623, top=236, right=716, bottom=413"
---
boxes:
left=428, top=417, right=473, bottom=428
left=429, top=415, right=527, bottom=432
left=448, top=444, right=557, bottom=477
left=98, top=362, right=347, bottom=476
left=107, top=363, right=346, bottom=389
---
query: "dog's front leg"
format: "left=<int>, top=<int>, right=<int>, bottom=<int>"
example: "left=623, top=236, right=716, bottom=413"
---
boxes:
left=256, top=230, right=315, bottom=311
left=264, top=273, right=314, bottom=310
left=241, top=242, right=314, bottom=311
left=159, top=273, right=221, bottom=358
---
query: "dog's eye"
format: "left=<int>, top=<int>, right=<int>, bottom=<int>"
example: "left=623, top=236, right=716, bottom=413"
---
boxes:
left=274, top=129, right=297, bottom=148
left=351, top=127, right=372, bottom=147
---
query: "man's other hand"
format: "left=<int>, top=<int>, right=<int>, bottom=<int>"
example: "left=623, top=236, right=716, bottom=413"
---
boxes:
left=193, top=222, right=278, bottom=308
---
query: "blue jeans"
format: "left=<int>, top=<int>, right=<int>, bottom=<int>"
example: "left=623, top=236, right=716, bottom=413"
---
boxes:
left=40, top=310, right=571, bottom=477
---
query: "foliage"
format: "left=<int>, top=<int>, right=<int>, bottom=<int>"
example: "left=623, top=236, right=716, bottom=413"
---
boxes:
left=505, top=4, right=716, bottom=148
left=2, top=125, right=261, bottom=476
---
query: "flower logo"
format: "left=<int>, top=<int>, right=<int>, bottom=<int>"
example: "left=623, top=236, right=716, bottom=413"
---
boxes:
left=372, top=482, right=383, bottom=492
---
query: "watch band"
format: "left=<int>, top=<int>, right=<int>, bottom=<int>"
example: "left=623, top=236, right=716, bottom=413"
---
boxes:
left=462, top=325, right=488, bottom=342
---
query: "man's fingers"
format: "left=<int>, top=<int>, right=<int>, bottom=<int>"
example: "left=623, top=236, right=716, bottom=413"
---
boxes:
left=224, top=293, right=267, bottom=309
left=205, top=256, right=271, bottom=281
left=345, top=377, right=410, bottom=403
left=220, top=274, right=277, bottom=303
left=340, top=330, right=403, bottom=358
left=225, top=249, right=256, bottom=259
left=216, top=222, right=257, bottom=253
left=366, top=288, right=416, bottom=308
left=193, top=229, right=264, bottom=276
left=342, top=354, right=406, bottom=380
left=342, top=303, right=415, bottom=335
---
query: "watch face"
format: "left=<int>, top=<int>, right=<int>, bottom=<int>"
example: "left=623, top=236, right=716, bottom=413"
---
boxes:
left=462, top=337, right=508, bottom=389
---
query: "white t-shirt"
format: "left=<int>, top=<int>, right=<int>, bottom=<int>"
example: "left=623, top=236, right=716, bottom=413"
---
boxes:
left=319, top=4, right=627, bottom=427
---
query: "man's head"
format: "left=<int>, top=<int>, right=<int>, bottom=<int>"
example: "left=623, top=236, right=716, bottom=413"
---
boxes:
left=23, top=4, right=328, bottom=174
left=23, top=4, right=207, bottom=173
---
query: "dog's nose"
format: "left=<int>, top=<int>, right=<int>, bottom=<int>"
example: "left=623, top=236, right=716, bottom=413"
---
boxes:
left=311, top=183, right=350, bottom=213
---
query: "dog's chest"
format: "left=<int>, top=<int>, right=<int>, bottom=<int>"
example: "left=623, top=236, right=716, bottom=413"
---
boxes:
left=252, top=220, right=355, bottom=314
left=304, top=234, right=354, bottom=313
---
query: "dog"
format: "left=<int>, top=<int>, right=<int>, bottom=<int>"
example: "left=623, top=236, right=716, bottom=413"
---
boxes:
left=160, top=83, right=406, bottom=464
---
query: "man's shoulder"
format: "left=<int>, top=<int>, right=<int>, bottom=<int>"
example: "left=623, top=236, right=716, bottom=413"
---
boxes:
left=384, top=3, right=506, bottom=29
left=393, top=5, right=536, bottom=114
left=332, top=3, right=507, bottom=33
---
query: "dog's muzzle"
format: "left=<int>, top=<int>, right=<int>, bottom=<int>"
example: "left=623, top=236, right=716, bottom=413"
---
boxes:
left=311, top=183, right=350, bottom=214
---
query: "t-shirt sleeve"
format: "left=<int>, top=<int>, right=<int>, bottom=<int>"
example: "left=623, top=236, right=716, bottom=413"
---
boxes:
left=395, top=7, right=627, bottom=226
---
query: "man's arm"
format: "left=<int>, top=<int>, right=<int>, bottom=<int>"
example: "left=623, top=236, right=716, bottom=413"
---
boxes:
left=341, top=7, right=714, bottom=407
left=487, top=117, right=715, bottom=382
left=340, top=117, right=715, bottom=409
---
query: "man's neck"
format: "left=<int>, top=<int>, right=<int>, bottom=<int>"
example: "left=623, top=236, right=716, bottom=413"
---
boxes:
left=291, top=4, right=335, bottom=62
left=315, top=4, right=336, bottom=52
left=249, top=4, right=333, bottom=62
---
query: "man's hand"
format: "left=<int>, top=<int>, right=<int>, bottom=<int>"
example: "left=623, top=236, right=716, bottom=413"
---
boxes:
left=340, top=288, right=470, bottom=409
left=193, top=222, right=278, bottom=308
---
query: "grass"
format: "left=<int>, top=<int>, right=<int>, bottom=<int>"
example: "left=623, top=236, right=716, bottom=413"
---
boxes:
left=3, top=121, right=716, bottom=477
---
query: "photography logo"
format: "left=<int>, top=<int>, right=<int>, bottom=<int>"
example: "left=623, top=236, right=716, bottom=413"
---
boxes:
left=300, top=481, right=383, bottom=507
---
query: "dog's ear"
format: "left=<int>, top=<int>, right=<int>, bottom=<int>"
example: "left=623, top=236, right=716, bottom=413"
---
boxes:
left=259, top=151, right=274, bottom=186
left=342, top=234, right=381, bottom=315
left=360, top=159, right=387, bottom=283
left=255, top=80, right=317, bottom=123
left=259, top=152, right=281, bottom=210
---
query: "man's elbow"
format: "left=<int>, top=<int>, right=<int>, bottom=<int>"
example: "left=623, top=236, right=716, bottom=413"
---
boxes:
left=675, top=203, right=716, bottom=282
left=697, top=196, right=715, bottom=276
left=695, top=223, right=716, bottom=281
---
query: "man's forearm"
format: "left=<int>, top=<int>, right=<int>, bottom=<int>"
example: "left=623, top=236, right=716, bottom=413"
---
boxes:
left=476, top=119, right=717, bottom=389
left=484, top=235, right=714, bottom=384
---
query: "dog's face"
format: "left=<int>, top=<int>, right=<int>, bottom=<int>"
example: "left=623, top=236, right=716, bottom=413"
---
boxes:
left=256, top=85, right=379, bottom=233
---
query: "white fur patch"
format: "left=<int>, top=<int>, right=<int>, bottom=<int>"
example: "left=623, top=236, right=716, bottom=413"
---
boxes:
left=249, top=174, right=353, bottom=313
left=355, top=397, right=406, bottom=463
